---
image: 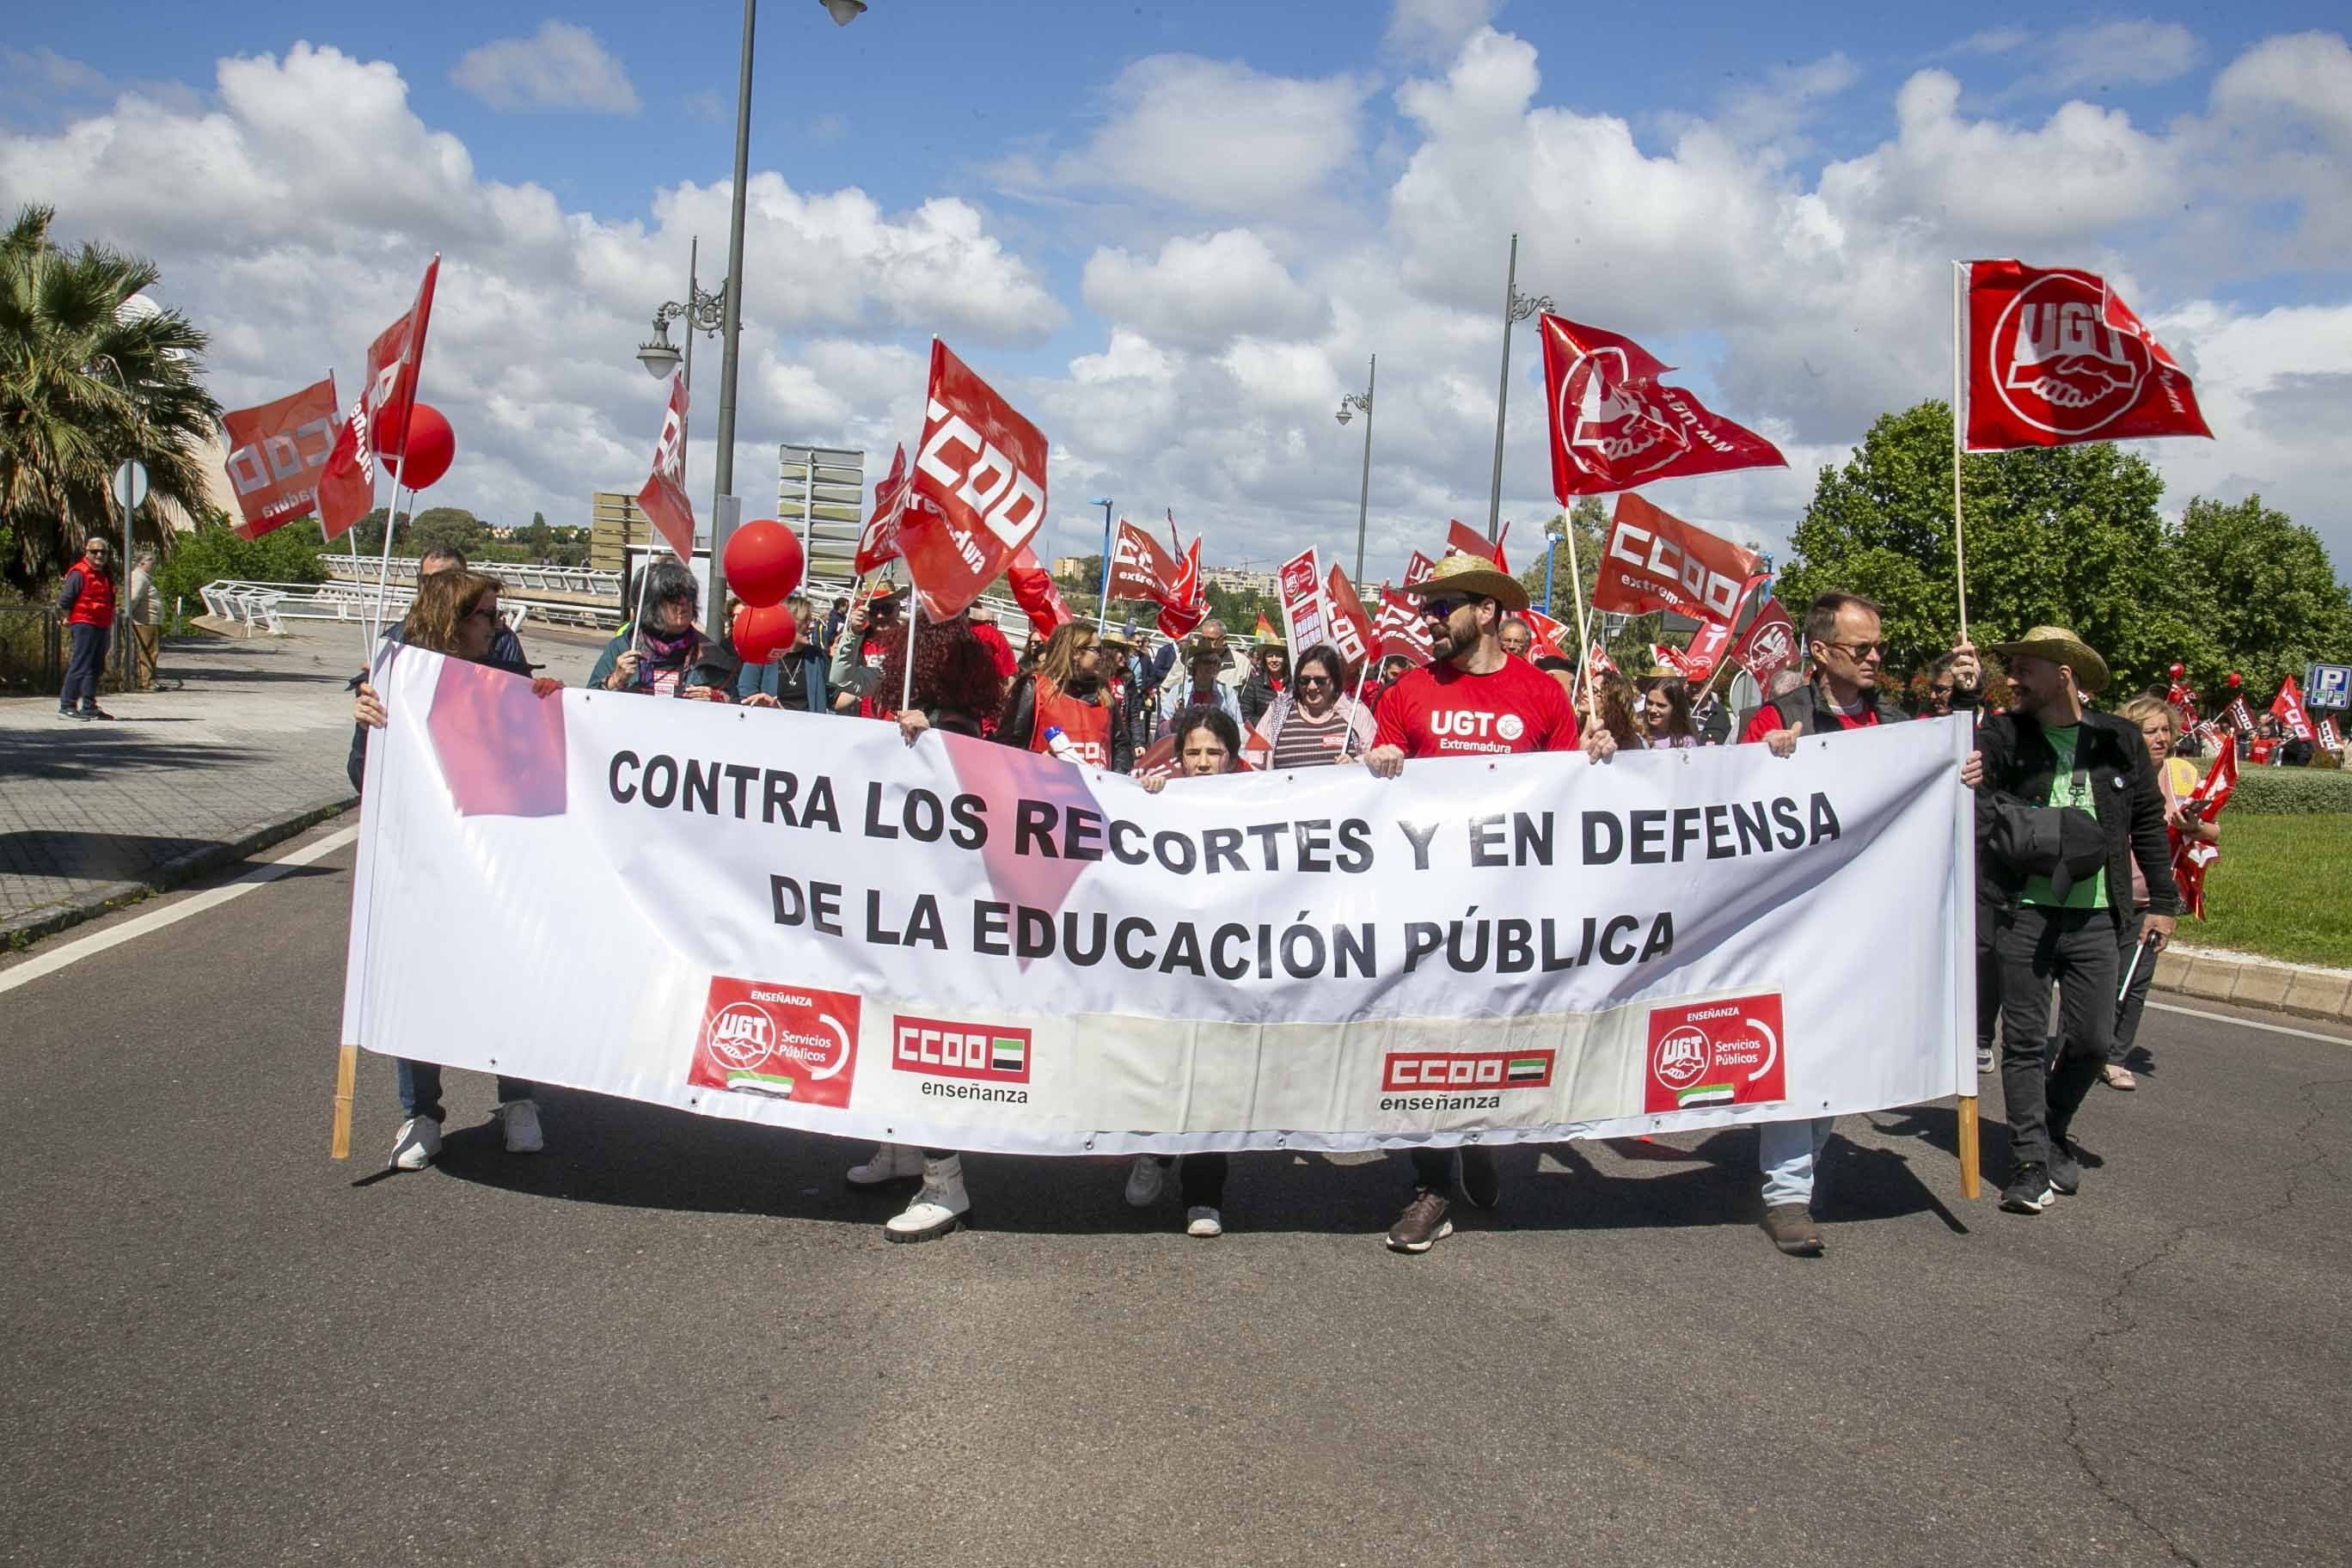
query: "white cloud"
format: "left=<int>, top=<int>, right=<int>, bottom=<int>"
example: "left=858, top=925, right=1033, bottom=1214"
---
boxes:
left=2211, top=31, right=2352, bottom=142
left=0, top=42, right=1058, bottom=537
left=1032, top=55, right=1372, bottom=214
left=2009, top=20, right=2204, bottom=97
left=1081, top=230, right=1325, bottom=351
left=450, top=21, right=640, bottom=114
left=1383, top=0, right=1498, bottom=63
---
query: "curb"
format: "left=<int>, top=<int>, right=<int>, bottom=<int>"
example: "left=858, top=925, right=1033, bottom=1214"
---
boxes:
left=2153, top=944, right=2352, bottom=1026
left=1, top=796, right=358, bottom=951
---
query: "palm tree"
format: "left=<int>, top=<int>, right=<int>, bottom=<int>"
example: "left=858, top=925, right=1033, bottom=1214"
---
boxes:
left=0, top=205, right=223, bottom=591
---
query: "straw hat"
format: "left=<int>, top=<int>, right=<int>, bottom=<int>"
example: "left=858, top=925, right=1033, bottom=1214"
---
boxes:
left=1988, top=625, right=2110, bottom=695
left=1396, top=551, right=1528, bottom=613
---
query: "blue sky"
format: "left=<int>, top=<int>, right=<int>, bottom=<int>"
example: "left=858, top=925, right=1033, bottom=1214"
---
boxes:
left=6, top=3, right=2350, bottom=580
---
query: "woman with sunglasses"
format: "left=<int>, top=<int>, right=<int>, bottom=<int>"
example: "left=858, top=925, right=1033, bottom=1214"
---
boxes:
left=1246, top=642, right=1374, bottom=769
left=349, top=569, right=564, bottom=1171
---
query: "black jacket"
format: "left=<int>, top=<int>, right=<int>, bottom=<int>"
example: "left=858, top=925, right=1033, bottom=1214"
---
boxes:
left=1762, top=679, right=1912, bottom=734
left=995, top=673, right=1135, bottom=773
left=1974, top=707, right=2180, bottom=916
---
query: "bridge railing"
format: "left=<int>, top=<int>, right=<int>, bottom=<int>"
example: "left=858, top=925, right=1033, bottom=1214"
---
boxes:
left=199, top=580, right=547, bottom=636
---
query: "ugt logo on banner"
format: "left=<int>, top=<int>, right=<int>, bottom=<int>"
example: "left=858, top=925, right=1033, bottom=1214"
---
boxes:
left=688, top=977, right=861, bottom=1108
left=1644, top=993, right=1787, bottom=1113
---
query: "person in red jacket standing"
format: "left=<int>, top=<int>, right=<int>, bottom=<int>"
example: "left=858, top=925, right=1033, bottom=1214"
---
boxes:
left=55, top=535, right=118, bottom=720
left=1364, top=551, right=1618, bottom=1253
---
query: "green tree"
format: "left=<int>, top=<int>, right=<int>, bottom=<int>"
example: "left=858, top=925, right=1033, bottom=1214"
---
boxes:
left=408, top=505, right=487, bottom=560
left=1779, top=400, right=2195, bottom=692
left=155, top=517, right=329, bottom=628
left=2168, top=495, right=2352, bottom=700
left=0, top=205, right=224, bottom=589
left=524, top=511, right=553, bottom=557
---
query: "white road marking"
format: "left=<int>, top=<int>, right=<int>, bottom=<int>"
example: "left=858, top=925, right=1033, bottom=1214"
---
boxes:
left=0, top=825, right=359, bottom=995
left=2148, top=1001, right=2352, bottom=1046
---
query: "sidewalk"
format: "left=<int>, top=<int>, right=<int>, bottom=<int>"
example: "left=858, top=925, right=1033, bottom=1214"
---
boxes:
left=0, top=622, right=605, bottom=945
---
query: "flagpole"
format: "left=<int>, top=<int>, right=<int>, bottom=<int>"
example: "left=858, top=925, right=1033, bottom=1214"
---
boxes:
left=1951, top=260, right=1969, bottom=644
left=369, top=484, right=412, bottom=647
left=899, top=605, right=919, bottom=717
left=1559, top=499, right=1599, bottom=726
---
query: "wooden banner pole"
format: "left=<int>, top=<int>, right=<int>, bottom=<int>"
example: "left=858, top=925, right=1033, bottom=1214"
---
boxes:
left=1957, top=1094, right=1981, bottom=1199
left=329, top=1043, right=358, bottom=1161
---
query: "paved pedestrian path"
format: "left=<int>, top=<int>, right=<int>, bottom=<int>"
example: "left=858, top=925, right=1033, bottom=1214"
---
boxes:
left=0, top=622, right=603, bottom=942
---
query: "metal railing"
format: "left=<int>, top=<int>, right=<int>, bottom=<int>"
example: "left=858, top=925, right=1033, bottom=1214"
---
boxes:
left=311, top=554, right=1049, bottom=651
left=199, top=580, right=542, bottom=635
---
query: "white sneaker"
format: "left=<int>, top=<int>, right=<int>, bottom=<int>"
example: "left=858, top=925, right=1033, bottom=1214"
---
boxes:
left=1976, top=1044, right=1995, bottom=1075
left=497, top=1098, right=544, bottom=1154
left=885, top=1155, right=971, bottom=1243
left=847, top=1141, right=924, bottom=1187
left=391, top=1116, right=441, bottom=1170
left=1185, top=1206, right=1223, bottom=1238
left=1124, top=1155, right=1169, bottom=1207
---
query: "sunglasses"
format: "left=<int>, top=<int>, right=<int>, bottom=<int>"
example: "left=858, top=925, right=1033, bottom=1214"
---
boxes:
left=1419, top=595, right=1474, bottom=619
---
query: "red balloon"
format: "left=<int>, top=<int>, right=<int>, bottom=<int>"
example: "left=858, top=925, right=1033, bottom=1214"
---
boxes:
left=2167, top=663, right=2184, bottom=679
left=723, top=519, right=805, bottom=609
left=2227, top=671, right=2243, bottom=689
left=734, top=601, right=798, bottom=664
left=371, top=401, right=456, bottom=490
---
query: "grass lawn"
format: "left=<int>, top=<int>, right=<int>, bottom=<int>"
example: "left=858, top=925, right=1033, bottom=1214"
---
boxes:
left=2184, top=814, right=2352, bottom=968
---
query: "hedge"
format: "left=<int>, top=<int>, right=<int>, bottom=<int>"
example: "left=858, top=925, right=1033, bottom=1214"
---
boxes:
left=2191, top=759, right=2352, bottom=815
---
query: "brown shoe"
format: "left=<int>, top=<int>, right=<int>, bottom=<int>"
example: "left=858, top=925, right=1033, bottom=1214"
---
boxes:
left=1762, top=1203, right=1824, bottom=1257
left=1386, top=1188, right=1454, bottom=1253
left=2103, top=1065, right=2137, bottom=1091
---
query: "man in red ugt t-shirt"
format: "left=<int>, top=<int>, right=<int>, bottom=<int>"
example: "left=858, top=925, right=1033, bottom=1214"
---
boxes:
left=1363, top=550, right=1619, bottom=1259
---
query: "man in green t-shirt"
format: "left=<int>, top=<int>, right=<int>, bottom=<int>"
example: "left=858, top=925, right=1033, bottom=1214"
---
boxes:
left=1971, top=628, right=2180, bottom=1216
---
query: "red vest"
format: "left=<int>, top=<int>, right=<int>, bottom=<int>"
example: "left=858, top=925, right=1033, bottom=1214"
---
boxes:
left=1031, top=676, right=1112, bottom=767
left=66, top=556, right=115, bottom=628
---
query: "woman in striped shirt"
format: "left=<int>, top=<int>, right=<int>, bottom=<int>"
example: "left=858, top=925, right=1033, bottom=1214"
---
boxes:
left=1246, top=643, right=1375, bottom=769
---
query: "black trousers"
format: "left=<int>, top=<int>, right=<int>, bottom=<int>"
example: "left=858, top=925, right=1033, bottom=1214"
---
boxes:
left=1411, top=1143, right=1492, bottom=1192
left=2110, top=906, right=2159, bottom=1066
left=1148, top=1153, right=1229, bottom=1206
left=60, top=622, right=108, bottom=709
left=1999, top=904, right=2119, bottom=1167
left=1976, top=897, right=2005, bottom=1052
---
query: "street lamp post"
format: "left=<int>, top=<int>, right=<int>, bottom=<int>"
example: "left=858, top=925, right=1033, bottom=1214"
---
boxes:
left=1091, top=497, right=1114, bottom=634
left=706, top=0, right=762, bottom=620
left=1485, top=233, right=1552, bottom=543
left=634, top=236, right=724, bottom=601
left=1335, top=354, right=1375, bottom=583
left=1542, top=515, right=1565, bottom=616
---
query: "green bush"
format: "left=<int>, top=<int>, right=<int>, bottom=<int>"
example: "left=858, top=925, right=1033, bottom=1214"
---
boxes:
left=2221, top=764, right=2352, bottom=815
left=156, top=519, right=328, bottom=628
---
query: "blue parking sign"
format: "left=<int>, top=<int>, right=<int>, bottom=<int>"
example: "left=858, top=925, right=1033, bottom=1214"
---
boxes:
left=2307, top=664, right=2351, bottom=710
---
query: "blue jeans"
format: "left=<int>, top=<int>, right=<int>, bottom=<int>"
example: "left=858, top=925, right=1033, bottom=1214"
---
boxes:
left=1760, top=1118, right=1833, bottom=1206
left=60, top=622, right=108, bottom=710
left=396, top=1058, right=536, bottom=1122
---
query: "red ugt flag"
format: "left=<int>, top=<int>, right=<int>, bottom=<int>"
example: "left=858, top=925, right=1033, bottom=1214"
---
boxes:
left=1375, top=585, right=1433, bottom=663
left=636, top=372, right=695, bottom=562
left=222, top=376, right=341, bottom=541
left=900, top=340, right=1049, bottom=624
left=1730, top=597, right=1802, bottom=683
left=1445, top=518, right=1510, bottom=576
left=2171, top=744, right=2237, bottom=919
left=1540, top=313, right=1786, bottom=498
left=317, top=256, right=440, bottom=542
left=1521, top=609, right=1571, bottom=661
left=1963, top=261, right=2211, bottom=450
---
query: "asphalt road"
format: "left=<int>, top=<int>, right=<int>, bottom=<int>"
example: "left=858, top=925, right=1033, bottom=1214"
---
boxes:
left=3, top=827, right=2346, bottom=1568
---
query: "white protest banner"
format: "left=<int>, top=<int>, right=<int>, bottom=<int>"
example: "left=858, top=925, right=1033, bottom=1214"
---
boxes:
left=344, top=648, right=1975, bottom=1158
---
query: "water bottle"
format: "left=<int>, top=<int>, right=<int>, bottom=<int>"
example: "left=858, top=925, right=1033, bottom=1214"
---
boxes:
left=1042, top=724, right=1083, bottom=763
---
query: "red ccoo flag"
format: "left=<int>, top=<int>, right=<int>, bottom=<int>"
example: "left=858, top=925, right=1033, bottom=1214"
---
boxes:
left=1592, top=493, right=1763, bottom=622
left=318, top=257, right=439, bottom=542
left=1963, top=261, right=2211, bottom=450
left=1322, top=563, right=1377, bottom=670
left=221, top=376, right=341, bottom=541
left=855, top=444, right=911, bottom=574
left=1540, top=312, right=1785, bottom=498
left=1107, top=518, right=1182, bottom=603
left=2270, top=675, right=2315, bottom=741
left=2170, top=744, right=2237, bottom=918
left=1402, top=549, right=1437, bottom=587
left=635, top=372, right=695, bottom=562
left=1158, top=530, right=1207, bottom=640
left=899, top=340, right=1049, bottom=624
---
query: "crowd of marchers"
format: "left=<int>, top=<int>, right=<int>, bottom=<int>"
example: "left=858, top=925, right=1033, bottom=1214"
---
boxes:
left=340, top=542, right=2232, bottom=1259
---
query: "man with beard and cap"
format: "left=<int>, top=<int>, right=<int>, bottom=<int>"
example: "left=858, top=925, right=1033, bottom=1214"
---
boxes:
left=1970, top=627, right=2177, bottom=1217
left=1364, top=550, right=1619, bottom=1254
